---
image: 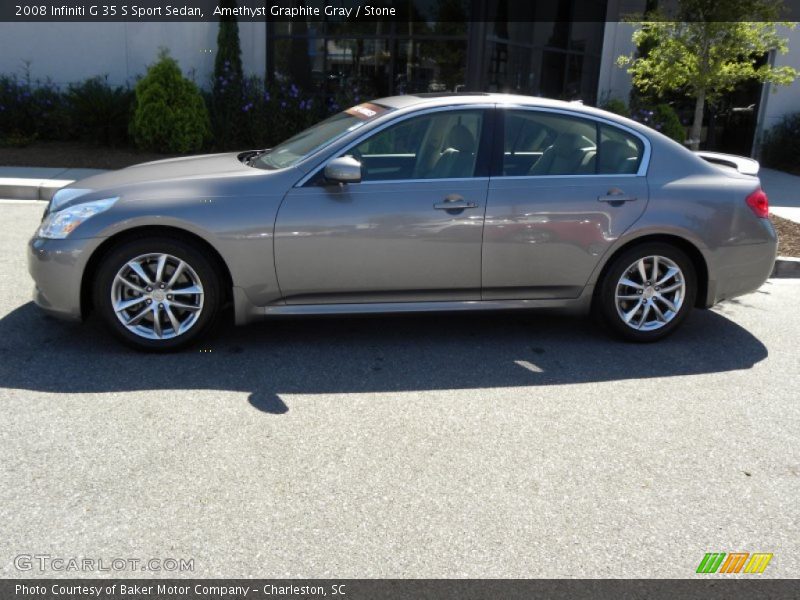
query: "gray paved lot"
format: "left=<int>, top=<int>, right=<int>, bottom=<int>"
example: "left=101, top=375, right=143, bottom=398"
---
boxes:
left=0, top=202, right=798, bottom=578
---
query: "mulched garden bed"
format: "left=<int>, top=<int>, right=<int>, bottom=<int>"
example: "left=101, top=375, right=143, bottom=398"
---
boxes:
left=0, top=141, right=184, bottom=170
left=772, top=214, right=800, bottom=257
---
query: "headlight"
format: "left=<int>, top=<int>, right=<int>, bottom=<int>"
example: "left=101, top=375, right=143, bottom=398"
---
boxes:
left=48, top=187, right=91, bottom=213
left=38, top=197, right=118, bottom=239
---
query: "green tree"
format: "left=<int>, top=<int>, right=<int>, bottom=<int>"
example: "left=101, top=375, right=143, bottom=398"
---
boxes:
left=212, top=0, right=245, bottom=148
left=131, top=49, right=210, bottom=153
left=617, top=0, right=797, bottom=149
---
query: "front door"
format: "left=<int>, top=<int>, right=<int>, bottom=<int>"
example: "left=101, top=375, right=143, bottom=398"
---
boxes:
left=275, top=108, right=491, bottom=304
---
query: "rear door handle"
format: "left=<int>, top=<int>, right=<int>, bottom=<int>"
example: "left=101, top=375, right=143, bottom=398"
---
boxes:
left=598, top=189, right=637, bottom=203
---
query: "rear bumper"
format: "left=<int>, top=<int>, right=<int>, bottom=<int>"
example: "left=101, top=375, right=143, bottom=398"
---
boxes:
left=27, top=236, right=101, bottom=321
left=705, top=221, right=777, bottom=306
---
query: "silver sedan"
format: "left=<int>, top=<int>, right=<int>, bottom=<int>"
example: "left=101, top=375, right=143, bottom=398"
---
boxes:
left=28, top=93, right=777, bottom=350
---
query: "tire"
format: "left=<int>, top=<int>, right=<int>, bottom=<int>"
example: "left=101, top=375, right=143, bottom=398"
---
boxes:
left=93, top=237, right=222, bottom=351
left=596, top=242, right=697, bottom=343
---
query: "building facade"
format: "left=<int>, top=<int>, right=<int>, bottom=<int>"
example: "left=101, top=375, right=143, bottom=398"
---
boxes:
left=264, top=1, right=607, bottom=104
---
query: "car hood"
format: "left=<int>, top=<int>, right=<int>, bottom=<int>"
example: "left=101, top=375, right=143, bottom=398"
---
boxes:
left=47, top=151, right=282, bottom=214
left=72, top=152, right=253, bottom=190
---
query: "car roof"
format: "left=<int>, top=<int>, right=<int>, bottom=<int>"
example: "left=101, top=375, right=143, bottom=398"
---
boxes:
left=375, top=92, right=588, bottom=111
left=374, top=92, right=645, bottom=130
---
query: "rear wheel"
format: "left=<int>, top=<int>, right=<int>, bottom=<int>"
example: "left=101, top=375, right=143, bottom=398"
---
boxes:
left=93, top=237, right=221, bottom=351
left=597, top=242, right=696, bottom=342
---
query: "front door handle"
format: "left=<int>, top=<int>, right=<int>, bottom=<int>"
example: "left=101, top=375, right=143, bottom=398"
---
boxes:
left=434, top=201, right=478, bottom=210
left=434, top=194, right=478, bottom=210
left=598, top=188, right=637, bottom=203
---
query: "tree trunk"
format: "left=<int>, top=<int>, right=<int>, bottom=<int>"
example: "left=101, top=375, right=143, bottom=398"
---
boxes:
left=690, top=90, right=706, bottom=151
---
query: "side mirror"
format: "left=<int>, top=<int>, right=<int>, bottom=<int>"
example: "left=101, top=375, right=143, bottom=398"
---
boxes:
left=324, top=156, right=362, bottom=184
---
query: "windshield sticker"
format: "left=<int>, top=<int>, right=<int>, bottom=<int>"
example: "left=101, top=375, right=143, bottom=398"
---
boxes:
left=345, top=102, right=388, bottom=120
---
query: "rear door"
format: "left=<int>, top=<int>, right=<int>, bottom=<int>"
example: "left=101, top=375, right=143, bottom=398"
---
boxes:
left=482, top=108, right=649, bottom=300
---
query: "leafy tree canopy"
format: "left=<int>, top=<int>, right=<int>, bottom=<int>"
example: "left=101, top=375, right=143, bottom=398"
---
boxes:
left=617, top=0, right=797, bottom=149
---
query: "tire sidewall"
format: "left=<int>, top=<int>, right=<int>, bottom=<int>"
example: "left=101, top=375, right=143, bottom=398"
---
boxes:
left=94, top=237, right=221, bottom=351
left=598, top=242, right=697, bottom=342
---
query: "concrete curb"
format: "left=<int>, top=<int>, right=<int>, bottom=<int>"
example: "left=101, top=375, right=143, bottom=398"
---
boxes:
left=0, top=168, right=107, bottom=200
left=0, top=177, right=74, bottom=200
left=770, top=207, right=800, bottom=224
left=772, top=257, right=800, bottom=278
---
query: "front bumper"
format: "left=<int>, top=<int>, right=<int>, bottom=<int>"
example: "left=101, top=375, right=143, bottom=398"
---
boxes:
left=27, top=236, right=102, bottom=321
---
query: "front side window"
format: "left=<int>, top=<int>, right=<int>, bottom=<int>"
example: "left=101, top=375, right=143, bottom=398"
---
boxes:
left=344, top=109, right=485, bottom=181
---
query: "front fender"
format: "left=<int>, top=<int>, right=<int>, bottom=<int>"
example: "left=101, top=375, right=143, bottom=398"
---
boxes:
left=77, top=193, right=285, bottom=308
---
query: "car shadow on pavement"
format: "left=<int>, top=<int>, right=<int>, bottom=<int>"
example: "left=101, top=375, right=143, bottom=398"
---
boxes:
left=0, top=302, right=768, bottom=414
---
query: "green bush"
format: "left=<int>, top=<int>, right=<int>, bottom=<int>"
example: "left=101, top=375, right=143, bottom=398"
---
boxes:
left=652, top=104, right=686, bottom=143
left=211, top=0, right=246, bottom=149
left=68, top=76, right=133, bottom=146
left=0, top=71, right=70, bottom=143
left=235, top=77, right=366, bottom=149
left=760, top=113, right=800, bottom=174
left=600, top=97, right=685, bottom=144
left=131, top=50, right=210, bottom=153
left=1, top=59, right=369, bottom=152
left=237, top=78, right=315, bottom=148
left=631, top=103, right=686, bottom=143
left=0, top=130, right=37, bottom=148
left=600, top=98, right=630, bottom=117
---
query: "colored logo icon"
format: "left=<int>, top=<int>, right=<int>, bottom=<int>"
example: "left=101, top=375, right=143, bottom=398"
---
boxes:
left=696, top=552, right=773, bottom=574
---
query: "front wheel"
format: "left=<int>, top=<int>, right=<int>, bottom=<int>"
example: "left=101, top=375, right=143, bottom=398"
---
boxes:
left=94, top=237, right=222, bottom=351
left=596, top=242, right=697, bottom=342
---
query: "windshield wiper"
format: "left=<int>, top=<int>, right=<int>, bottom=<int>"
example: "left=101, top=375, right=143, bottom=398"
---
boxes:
left=238, top=149, right=270, bottom=167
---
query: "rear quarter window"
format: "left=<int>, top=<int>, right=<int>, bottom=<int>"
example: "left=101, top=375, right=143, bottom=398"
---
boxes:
left=598, top=124, right=644, bottom=175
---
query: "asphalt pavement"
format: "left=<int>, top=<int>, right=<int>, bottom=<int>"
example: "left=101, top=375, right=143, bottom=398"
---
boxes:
left=0, top=201, right=798, bottom=578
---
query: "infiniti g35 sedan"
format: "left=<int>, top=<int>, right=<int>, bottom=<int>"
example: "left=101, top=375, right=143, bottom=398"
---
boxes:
left=28, top=93, right=777, bottom=351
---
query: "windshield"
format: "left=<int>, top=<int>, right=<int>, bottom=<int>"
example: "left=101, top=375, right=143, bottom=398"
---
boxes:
left=256, top=102, right=393, bottom=169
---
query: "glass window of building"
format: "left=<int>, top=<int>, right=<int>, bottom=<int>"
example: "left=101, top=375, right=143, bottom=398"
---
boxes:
left=266, top=0, right=607, bottom=103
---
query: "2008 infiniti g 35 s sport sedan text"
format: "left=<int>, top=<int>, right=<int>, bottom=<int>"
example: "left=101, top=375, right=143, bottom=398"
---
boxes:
left=28, top=93, right=777, bottom=351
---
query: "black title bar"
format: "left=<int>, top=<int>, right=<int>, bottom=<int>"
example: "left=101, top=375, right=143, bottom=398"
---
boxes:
left=3, top=0, right=800, bottom=22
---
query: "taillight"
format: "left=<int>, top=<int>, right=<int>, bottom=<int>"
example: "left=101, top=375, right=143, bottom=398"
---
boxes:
left=745, top=189, right=769, bottom=218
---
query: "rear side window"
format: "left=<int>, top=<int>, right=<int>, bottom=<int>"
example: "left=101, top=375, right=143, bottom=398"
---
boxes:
left=598, top=124, right=644, bottom=174
left=501, top=110, right=645, bottom=177
left=502, top=111, right=597, bottom=176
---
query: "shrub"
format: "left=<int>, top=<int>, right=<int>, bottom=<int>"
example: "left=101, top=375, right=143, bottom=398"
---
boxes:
left=211, top=0, right=246, bottom=149
left=68, top=76, right=133, bottom=146
left=631, top=103, right=686, bottom=143
left=0, top=74, right=37, bottom=141
left=652, top=104, right=686, bottom=143
left=760, top=113, right=800, bottom=173
left=0, top=71, right=69, bottom=143
left=131, top=50, right=210, bottom=153
left=237, top=78, right=318, bottom=147
left=600, top=98, right=630, bottom=117
left=236, top=77, right=364, bottom=149
left=0, top=130, right=37, bottom=148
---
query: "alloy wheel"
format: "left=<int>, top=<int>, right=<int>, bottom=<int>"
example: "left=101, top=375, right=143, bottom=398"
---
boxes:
left=110, top=253, right=204, bottom=340
left=614, top=255, right=685, bottom=331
